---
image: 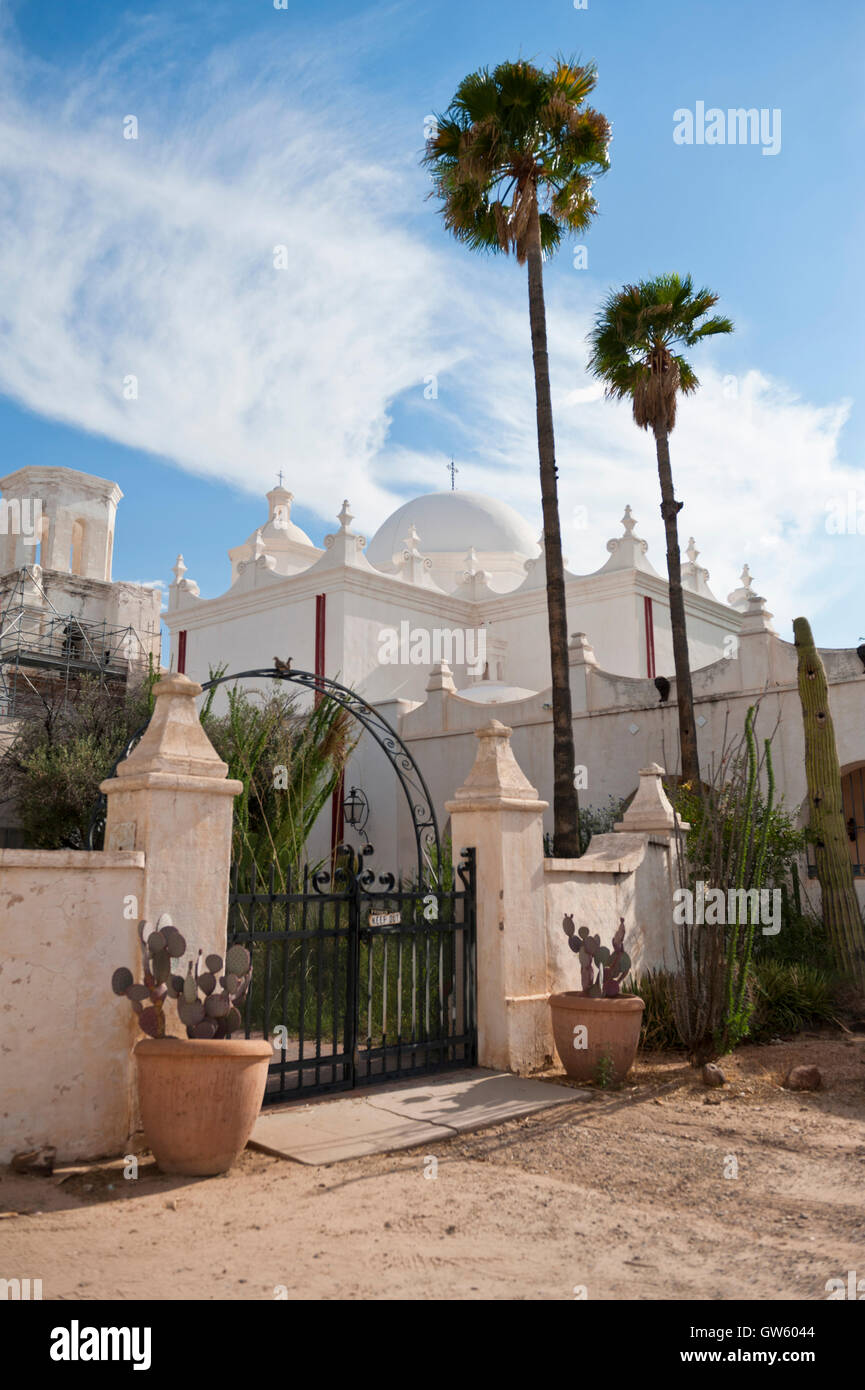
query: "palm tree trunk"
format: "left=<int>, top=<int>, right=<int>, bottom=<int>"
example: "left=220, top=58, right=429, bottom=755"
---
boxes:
left=654, top=428, right=701, bottom=785
left=525, top=208, right=580, bottom=856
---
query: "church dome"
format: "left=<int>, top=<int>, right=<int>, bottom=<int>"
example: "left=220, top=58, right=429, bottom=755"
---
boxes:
left=367, top=491, right=539, bottom=592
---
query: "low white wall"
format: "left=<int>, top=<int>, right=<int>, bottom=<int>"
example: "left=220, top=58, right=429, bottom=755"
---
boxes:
left=0, top=850, right=145, bottom=1163
left=544, top=832, right=679, bottom=993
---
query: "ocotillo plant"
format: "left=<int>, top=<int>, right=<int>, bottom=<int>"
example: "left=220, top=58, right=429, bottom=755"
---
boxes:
left=562, top=915, right=631, bottom=997
left=793, top=617, right=865, bottom=991
left=669, top=706, right=779, bottom=1062
left=720, top=706, right=774, bottom=1051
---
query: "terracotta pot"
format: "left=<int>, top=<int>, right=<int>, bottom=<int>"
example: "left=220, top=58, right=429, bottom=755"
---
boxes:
left=135, top=1037, right=272, bottom=1176
left=548, top=992, right=645, bottom=1084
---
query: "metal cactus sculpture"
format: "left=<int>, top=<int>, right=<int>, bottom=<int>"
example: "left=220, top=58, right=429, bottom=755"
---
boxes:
left=112, top=915, right=252, bottom=1039
left=793, top=617, right=865, bottom=990
left=562, top=914, right=631, bottom=997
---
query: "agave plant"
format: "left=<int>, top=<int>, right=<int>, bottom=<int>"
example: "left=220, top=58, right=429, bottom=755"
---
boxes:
left=111, top=914, right=251, bottom=1039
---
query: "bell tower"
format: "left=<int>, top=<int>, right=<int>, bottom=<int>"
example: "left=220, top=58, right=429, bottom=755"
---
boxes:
left=0, top=466, right=122, bottom=579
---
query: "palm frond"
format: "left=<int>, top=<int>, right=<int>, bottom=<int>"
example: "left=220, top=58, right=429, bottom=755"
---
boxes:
left=586, top=272, right=733, bottom=433
left=422, top=55, right=610, bottom=261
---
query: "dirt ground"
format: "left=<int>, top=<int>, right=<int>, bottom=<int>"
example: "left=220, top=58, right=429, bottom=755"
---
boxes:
left=3, top=1035, right=864, bottom=1301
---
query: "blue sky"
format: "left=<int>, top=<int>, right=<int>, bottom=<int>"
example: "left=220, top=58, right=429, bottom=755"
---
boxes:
left=0, top=0, right=863, bottom=643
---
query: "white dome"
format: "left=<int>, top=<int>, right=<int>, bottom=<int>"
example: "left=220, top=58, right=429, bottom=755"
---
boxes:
left=367, top=491, right=539, bottom=592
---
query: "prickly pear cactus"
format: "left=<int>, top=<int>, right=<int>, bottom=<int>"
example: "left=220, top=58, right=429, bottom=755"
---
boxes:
left=173, top=945, right=252, bottom=1039
left=562, top=915, right=631, bottom=997
left=111, top=913, right=186, bottom=1037
left=111, top=916, right=253, bottom=1039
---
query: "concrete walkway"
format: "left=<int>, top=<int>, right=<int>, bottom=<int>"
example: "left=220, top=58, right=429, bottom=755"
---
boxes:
left=249, top=1068, right=583, bottom=1165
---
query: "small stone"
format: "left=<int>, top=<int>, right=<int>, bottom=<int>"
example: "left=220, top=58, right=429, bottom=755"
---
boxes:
left=703, top=1093, right=722, bottom=1105
left=785, top=1065, right=822, bottom=1092
left=702, top=1063, right=725, bottom=1087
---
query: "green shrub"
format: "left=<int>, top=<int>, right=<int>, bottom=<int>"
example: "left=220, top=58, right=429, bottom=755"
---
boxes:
left=0, top=666, right=156, bottom=848
left=747, top=959, right=839, bottom=1040
left=632, top=960, right=840, bottom=1051
left=631, top=970, right=682, bottom=1052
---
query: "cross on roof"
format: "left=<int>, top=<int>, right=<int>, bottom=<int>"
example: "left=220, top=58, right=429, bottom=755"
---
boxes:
left=447, top=459, right=459, bottom=491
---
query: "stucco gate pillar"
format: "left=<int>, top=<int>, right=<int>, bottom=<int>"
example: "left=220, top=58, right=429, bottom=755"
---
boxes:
left=446, top=719, right=552, bottom=1074
left=101, top=673, right=243, bottom=963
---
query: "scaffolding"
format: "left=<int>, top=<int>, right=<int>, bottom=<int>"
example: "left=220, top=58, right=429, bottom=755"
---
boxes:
left=0, top=567, right=160, bottom=719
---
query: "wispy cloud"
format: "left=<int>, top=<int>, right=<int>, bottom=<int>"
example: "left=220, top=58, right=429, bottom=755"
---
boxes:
left=0, top=7, right=859, bottom=642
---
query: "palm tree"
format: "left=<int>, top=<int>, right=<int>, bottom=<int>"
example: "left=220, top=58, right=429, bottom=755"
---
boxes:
left=423, top=58, right=610, bottom=856
left=587, top=273, right=733, bottom=786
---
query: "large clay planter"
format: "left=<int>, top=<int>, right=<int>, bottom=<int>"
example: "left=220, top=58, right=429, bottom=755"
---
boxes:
left=135, top=1037, right=272, bottom=1176
left=549, top=992, right=645, bottom=1085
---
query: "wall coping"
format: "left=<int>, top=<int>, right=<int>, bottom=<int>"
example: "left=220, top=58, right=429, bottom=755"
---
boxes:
left=445, top=796, right=549, bottom=814
left=0, top=849, right=145, bottom=869
left=544, top=830, right=674, bottom=877
left=101, top=773, right=244, bottom=797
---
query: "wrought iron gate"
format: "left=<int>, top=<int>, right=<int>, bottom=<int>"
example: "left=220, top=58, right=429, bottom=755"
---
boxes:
left=227, top=845, right=477, bottom=1102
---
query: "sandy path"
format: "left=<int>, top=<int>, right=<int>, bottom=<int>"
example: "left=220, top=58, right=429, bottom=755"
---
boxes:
left=3, top=1037, right=864, bottom=1301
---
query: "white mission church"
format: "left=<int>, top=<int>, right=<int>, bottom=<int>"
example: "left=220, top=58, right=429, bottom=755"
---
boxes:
left=164, top=479, right=865, bottom=888
left=2, top=462, right=863, bottom=880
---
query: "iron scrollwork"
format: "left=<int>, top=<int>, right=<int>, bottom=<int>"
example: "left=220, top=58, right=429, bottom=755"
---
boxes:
left=87, top=667, right=442, bottom=882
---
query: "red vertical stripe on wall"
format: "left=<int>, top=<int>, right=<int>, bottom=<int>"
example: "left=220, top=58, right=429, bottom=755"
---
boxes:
left=314, top=593, right=326, bottom=709
left=643, top=597, right=655, bottom=679
left=316, top=593, right=344, bottom=851
left=177, top=630, right=187, bottom=675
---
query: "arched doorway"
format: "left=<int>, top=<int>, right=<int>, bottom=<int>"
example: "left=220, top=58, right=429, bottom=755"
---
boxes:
left=840, top=763, right=865, bottom=876
left=205, top=668, right=475, bottom=1100
left=89, top=666, right=476, bottom=1100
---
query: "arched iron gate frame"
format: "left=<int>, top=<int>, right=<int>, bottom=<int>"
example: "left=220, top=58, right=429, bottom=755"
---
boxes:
left=89, top=666, right=442, bottom=885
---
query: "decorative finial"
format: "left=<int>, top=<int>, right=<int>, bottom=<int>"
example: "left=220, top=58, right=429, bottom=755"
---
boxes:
left=464, top=546, right=481, bottom=574
left=621, top=506, right=637, bottom=536
left=686, top=537, right=699, bottom=566
left=172, top=554, right=187, bottom=584
left=447, top=459, right=459, bottom=491
left=402, top=522, right=422, bottom=554
left=741, top=564, right=753, bottom=592
left=337, top=500, right=354, bottom=532
left=253, top=529, right=266, bottom=560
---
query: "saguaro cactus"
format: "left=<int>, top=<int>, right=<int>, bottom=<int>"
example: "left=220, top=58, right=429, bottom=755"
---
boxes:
left=793, top=617, right=865, bottom=990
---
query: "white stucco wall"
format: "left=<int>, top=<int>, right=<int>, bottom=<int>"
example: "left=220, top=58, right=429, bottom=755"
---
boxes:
left=0, top=850, right=145, bottom=1163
